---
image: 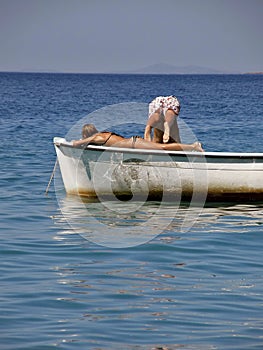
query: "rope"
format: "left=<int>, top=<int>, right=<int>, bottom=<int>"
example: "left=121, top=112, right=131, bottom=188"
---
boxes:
left=45, top=158, right=58, bottom=195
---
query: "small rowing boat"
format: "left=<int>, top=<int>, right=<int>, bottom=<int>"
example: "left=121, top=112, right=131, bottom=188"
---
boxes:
left=54, top=137, right=263, bottom=202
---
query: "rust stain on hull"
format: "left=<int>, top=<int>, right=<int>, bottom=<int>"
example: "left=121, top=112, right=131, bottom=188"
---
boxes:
left=66, top=187, right=263, bottom=203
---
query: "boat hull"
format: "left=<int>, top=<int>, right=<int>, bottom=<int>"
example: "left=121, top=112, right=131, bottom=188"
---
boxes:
left=54, top=138, right=263, bottom=202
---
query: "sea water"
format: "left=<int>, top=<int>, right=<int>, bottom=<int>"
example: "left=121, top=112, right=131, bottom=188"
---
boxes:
left=0, top=72, right=263, bottom=349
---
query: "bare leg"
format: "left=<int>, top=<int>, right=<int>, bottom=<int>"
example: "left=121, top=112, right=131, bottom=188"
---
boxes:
left=161, top=141, right=203, bottom=152
left=163, top=109, right=181, bottom=143
left=170, top=118, right=181, bottom=143
left=132, top=137, right=204, bottom=152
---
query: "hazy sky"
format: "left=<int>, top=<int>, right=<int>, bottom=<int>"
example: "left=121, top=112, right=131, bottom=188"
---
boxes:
left=0, top=0, right=262, bottom=73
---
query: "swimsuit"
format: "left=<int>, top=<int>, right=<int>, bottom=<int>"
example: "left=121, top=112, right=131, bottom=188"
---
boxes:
left=131, top=135, right=141, bottom=148
left=101, top=133, right=141, bottom=148
left=87, top=132, right=123, bottom=146
left=148, top=95, right=180, bottom=117
left=87, top=132, right=141, bottom=149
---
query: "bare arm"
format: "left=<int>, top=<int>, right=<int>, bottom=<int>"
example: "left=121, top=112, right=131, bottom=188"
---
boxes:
left=144, top=125, right=152, bottom=141
left=144, top=108, right=164, bottom=141
left=144, top=111, right=162, bottom=142
left=72, top=134, right=105, bottom=147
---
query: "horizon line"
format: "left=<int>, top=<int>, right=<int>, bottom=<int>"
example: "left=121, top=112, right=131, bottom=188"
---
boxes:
left=0, top=70, right=262, bottom=75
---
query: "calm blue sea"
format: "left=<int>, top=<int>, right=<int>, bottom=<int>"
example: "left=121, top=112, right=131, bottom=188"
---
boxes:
left=0, top=72, right=263, bottom=350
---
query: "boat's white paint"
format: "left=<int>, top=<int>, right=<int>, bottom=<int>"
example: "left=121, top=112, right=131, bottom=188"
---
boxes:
left=54, top=137, right=263, bottom=202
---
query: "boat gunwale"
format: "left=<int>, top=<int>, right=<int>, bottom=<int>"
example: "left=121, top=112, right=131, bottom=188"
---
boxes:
left=54, top=139, right=263, bottom=160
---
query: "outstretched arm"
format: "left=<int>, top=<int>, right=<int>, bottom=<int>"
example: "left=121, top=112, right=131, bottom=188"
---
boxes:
left=73, top=136, right=94, bottom=147
left=72, top=134, right=105, bottom=147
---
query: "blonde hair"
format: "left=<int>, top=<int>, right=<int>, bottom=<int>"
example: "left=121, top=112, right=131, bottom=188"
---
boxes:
left=82, top=124, right=98, bottom=138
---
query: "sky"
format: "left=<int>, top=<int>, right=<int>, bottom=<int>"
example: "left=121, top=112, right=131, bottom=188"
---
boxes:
left=0, top=0, right=262, bottom=73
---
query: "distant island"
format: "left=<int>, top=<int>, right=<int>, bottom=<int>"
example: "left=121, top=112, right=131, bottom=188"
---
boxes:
left=117, top=62, right=240, bottom=75
left=1, top=63, right=262, bottom=75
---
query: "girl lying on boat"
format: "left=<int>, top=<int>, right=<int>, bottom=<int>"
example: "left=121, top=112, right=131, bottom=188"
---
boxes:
left=72, top=124, right=204, bottom=152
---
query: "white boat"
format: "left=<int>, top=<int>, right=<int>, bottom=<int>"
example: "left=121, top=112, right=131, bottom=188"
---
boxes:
left=54, top=137, right=263, bottom=202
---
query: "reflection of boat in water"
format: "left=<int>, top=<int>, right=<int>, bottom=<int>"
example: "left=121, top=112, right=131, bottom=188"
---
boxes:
left=54, top=137, right=263, bottom=202
left=54, top=193, right=263, bottom=248
left=55, top=195, right=181, bottom=248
